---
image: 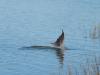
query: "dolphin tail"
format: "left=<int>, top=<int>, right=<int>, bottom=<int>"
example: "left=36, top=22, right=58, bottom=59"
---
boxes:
left=51, top=30, right=64, bottom=49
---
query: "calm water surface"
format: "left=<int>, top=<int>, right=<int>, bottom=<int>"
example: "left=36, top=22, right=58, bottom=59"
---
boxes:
left=0, top=0, right=100, bottom=75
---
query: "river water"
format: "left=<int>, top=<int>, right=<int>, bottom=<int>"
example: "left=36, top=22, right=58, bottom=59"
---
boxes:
left=0, top=0, right=100, bottom=75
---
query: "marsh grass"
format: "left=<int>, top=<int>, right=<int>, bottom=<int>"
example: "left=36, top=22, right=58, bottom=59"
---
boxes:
left=67, top=56, right=100, bottom=75
left=90, top=24, right=100, bottom=39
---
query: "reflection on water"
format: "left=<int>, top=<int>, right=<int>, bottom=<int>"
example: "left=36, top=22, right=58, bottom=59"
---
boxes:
left=20, top=45, right=66, bottom=75
left=21, top=46, right=65, bottom=66
left=55, top=49, right=64, bottom=65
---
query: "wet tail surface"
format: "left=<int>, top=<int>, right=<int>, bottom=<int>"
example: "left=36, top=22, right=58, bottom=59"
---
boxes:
left=31, top=46, right=61, bottom=50
left=20, top=45, right=69, bottom=50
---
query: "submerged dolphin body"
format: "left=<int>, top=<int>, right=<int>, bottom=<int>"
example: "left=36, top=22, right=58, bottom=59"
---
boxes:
left=51, top=30, right=64, bottom=49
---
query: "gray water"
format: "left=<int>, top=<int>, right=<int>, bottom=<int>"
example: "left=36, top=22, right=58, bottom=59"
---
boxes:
left=0, top=0, right=100, bottom=75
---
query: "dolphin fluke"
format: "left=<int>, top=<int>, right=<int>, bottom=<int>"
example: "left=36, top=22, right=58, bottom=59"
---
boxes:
left=52, top=30, right=64, bottom=49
